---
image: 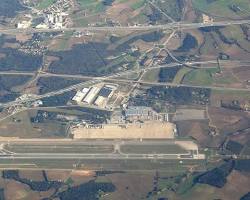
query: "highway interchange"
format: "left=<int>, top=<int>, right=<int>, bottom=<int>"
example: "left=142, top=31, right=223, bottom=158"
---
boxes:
left=0, top=19, right=249, bottom=109
left=0, top=19, right=249, bottom=170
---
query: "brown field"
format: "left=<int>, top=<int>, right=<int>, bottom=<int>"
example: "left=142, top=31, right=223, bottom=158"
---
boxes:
left=15, top=34, right=33, bottom=43
left=2, top=42, right=20, bottom=49
left=106, top=0, right=146, bottom=25
left=210, top=90, right=250, bottom=107
left=0, top=53, right=6, bottom=59
left=72, top=122, right=175, bottom=139
left=218, top=170, right=250, bottom=200
left=19, top=171, right=44, bottom=181
left=46, top=170, right=94, bottom=186
left=181, top=170, right=250, bottom=200
left=176, top=120, right=220, bottom=147
left=3, top=179, right=40, bottom=200
left=102, top=172, right=154, bottom=200
left=232, top=66, right=250, bottom=81
left=208, top=107, right=250, bottom=134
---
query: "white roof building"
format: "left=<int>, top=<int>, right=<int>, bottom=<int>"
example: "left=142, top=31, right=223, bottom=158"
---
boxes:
left=83, top=87, right=100, bottom=104
left=72, top=88, right=90, bottom=103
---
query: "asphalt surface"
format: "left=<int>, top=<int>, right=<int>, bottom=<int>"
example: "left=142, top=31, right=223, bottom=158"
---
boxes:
left=0, top=139, right=200, bottom=160
left=1, top=59, right=249, bottom=108
left=1, top=20, right=250, bottom=34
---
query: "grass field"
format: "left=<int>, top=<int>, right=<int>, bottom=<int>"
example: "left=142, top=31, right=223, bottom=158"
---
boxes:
left=76, top=0, right=105, bottom=13
left=211, top=90, right=250, bottom=98
left=120, top=144, right=188, bottom=154
left=5, top=144, right=114, bottom=154
left=183, top=67, right=220, bottom=86
left=0, top=158, right=206, bottom=171
left=141, top=68, right=160, bottom=82
left=131, top=0, right=146, bottom=10
left=192, top=0, right=250, bottom=19
left=173, top=67, right=192, bottom=84
left=36, top=0, right=56, bottom=10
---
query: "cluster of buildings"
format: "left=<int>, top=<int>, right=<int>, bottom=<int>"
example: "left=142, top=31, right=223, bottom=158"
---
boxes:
left=42, top=12, right=68, bottom=29
left=37, top=0, right=73, bottom=29
left=72, top=84, right=117, bottom=108
left=16, top=15, right=32, bottom=29
left=19, top=0, right=73, bottom=30
left=124, top=106, right=162, bottom=122
left=202, top=14, right=214, bottom=24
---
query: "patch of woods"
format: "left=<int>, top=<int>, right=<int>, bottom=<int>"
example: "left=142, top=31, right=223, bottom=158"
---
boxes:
left=0, top=0, right=27, bottom=18
left=47, top=31, right=164, bottom=76
left=55, top=180, right=115, bottom=200
left=0, top=75, right=32, bottom=103
left=2, top=170, right=63, bottom=192
left=2, top=170, right=116, bottom=200
left=159, top=66, right=182, bottom=82
left=37, top=77, right=82, bottom=95
left=31, top=107, right=111, bottom=124
left=193, top=159, right=250, bottom=188
left=130, top=86, right=210, bottom=112
left=0, top=48, right=42, bottom=71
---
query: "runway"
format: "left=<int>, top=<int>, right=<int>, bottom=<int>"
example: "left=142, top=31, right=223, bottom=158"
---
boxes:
left=0, top=139, right=200, bottom=158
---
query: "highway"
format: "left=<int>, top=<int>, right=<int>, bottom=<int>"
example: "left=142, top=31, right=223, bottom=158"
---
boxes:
left=1, top=59, right=250, bottom=108
left=0, top=60, right=218, bottom=76
left=1, top=19, right=250, bottom=34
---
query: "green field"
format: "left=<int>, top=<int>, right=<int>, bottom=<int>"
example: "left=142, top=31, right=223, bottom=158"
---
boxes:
left=142, top=68, right=160, bottom=82
left=120, top=144, right=188, bottom=154
left=173, top=67, right=192, bottom=84
left=0, top=158, right=206, bottom=171
left=183, top=68, right=220, bottom=86
left=192, top=0, right=250, bottom=19
left=76, top=0, right=105, bottom=13
left=5, top=144, right=114, bottom=154
left=131, top=0, right=146, bottom=10
left=211, top=90, right=250, bottom=98
left=36, top=0, right=56, bottom=10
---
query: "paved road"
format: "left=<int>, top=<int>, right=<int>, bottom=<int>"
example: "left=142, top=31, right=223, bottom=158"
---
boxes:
left=0, top=75, right=249, bottom=108
left=1, top=20, right=250, bottom=34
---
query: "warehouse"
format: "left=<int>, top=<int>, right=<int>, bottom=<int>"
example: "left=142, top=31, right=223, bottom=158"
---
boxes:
left=83, top=87, right=101, bottom=104
left=94, top=96, right=108, bottom=108
left=72, top=88, right=90, bottom=103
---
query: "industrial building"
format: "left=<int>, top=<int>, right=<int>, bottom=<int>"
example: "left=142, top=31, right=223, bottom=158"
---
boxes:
left=98, top=86, right=114, bottom=98
left=125, top=106, right=160, bottom=121
left=94, top=96, right=108, bottom=108
left=93, top=85, right=117, bottom=108
left=83, top=87, right=101, bottom=104
left=72, top=88, right=90, bottom=103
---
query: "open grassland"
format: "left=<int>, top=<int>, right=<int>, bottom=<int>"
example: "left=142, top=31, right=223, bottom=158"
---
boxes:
left=77, top=0, right=105, bottom=12
left=120, top=144, right=188, bottom=154
left=192, top=0, right=250, bottom=19
left=173, top=67, right=192, bottom=84
left=0, top=109, right=69, bottom=138
left=183, top=67, right=220, bottom=86
left=36, top=0, right=56, bottom=10
left=177, top=171, right=250, bottom=200
left=5, top=144, right=114, bottom=154
left=210, top=89, right=250, bottom=106
left=141, top=68, right=160, bottom=82
left=130, top=0, right=146, bottom=10
left=0, top=159, right=206, bottom=171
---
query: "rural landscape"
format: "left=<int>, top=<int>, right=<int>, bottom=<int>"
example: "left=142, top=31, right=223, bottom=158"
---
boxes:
left=0, top=0, right=250, bottom=199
